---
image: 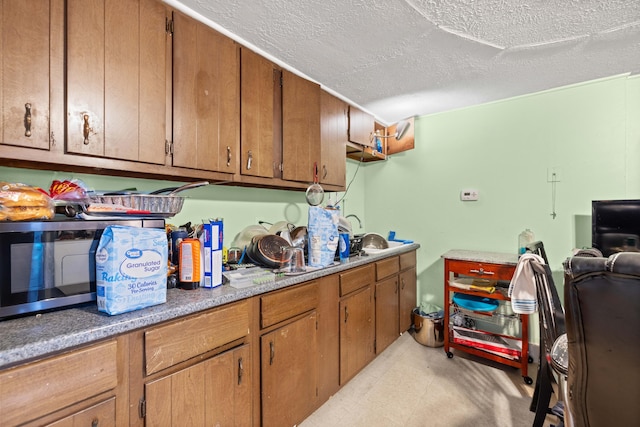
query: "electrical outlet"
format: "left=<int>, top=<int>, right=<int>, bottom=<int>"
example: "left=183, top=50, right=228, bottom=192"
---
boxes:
left=547, top=167, right=561, bottom=182
left=460, top=189, right=479, bottom=201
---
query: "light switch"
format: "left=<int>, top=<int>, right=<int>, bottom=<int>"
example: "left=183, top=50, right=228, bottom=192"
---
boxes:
left=460, top=189, right=479, bottom=201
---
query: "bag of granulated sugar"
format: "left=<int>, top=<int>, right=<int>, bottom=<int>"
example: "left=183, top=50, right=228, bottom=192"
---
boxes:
left=96, top=225, right=168, bottom=315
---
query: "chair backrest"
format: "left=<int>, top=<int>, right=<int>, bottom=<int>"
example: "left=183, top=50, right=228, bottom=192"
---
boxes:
left=562, top=252, right=640, bottom=427
left=526, top=241, right=549, bottom=264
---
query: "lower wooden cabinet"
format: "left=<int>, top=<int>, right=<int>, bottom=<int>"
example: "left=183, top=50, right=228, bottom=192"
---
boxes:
left=145, top=344, right=251, bottom=427
left=0, top=251, right=417, bottom=427
left=399, top=251, right=418, bottom=333
left=339, top=285, right=375, bottom=384
left=0, top=338, right=124, bottom=426
left=261, top=312, right=318, bottom=427
left=375, top=275, right=400, bottom=354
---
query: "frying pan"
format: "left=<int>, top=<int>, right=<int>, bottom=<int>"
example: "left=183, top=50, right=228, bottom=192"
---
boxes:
left=247, top=234, right=291, bottom=268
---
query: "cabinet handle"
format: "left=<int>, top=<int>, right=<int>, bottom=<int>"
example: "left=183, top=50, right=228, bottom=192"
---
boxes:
left=395, top=280, right=398, bottom=294
left=269, top=341, right=275, bottom=365
left=227, top=146, right=232, bottom=167
left=24, top=103, right=32, bottom=137
left=322, top=165, right=327, bottom=179
left=344, top=306, right=349, bottom=323
left=237, top=356, right=243, bottom=385
left=401, top=277, right=405, bottom=290
left=91, top=418, right=99, bottom=427
left=247, top=150, right=253, bottom=170
left=469, top=268, right=494, bottom=275
left=83, top=114, right=91, bottom=145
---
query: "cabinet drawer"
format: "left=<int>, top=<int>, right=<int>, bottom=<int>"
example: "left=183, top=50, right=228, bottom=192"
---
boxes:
left=340, top=264, right=375, bottom=296
left=261, top=282, right=318, bottom=328
left=145, top=299, right=249, bottom=375
left=0, top=340, right=118, bottom=427
left=447, top=259, right=515, bottom=281
left=48, top=397, right=116, bottom=427
left=400, top=251, right=416, bottom=270
left=376, top=257, right=399, bottom=281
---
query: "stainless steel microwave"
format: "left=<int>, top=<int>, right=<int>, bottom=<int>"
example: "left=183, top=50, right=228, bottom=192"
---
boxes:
left=0, top=218, right=165, bottom=319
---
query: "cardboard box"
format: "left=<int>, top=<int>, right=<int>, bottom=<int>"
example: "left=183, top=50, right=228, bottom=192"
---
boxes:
left=202, top=219, right=223, bottom=288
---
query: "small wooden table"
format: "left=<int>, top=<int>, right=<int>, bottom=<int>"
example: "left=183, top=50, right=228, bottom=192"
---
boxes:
left=442, top=250, right=531, bottom=384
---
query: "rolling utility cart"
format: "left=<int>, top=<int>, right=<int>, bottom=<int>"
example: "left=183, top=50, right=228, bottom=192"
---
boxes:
left=442, top=250, right=532, bottom=384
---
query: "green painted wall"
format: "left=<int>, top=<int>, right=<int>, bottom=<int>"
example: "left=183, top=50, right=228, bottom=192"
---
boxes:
left=362, top=74, right=640, bottom=312
left=0, top=161, right=367, bottom=246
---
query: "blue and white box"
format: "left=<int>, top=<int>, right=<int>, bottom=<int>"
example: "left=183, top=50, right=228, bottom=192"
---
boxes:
left=202, top=219, right=223, bottom=288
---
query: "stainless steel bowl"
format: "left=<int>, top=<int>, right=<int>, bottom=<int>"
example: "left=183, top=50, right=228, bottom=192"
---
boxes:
left=361, top=233, right=389, bottom=250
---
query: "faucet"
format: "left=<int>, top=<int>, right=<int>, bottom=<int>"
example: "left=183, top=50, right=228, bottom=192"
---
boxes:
left=345, top=214, right=362, bottom=229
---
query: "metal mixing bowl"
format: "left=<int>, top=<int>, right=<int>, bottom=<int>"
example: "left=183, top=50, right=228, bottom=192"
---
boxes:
left=361, top=233, right=389, bottom=250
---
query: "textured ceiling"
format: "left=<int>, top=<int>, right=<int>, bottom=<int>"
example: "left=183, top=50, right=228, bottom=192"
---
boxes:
left=167, top=0, right=640, bottom=123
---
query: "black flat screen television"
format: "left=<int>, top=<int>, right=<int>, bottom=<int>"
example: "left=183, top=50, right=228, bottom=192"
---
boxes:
left=592, top=199, right=640, bottom=257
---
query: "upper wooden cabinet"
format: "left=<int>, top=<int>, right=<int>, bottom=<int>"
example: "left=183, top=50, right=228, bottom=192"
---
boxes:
left=281, top=69, right=321, bottom=183
left=240, top=48, right=278, bottom=178
left=0, top=0, right=62, bottom=151
left=66, top=0, right=168, bottom=164
left=172, top=11, right=240, bottom=174
left=347, top=105, right=374, bottom=148
left=320, top=91, right=347, bottom=187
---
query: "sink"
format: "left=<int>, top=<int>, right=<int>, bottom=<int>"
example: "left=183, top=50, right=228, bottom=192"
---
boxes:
left=362, top=240, right=404, bottom=254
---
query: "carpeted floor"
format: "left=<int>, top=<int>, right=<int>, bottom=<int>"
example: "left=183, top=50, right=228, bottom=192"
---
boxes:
left=300, top=332, right=560, bottom=427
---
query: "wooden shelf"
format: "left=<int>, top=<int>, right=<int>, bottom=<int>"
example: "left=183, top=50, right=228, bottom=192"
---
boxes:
left=346, top=142, right=386, bottom=162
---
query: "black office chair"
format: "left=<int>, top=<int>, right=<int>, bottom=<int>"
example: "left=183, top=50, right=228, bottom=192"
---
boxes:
left=558, top=252, right=640, bottom=426
left=526, top=242, right=565, bottom=427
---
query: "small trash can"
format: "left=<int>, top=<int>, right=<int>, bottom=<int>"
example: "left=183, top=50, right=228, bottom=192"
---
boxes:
left=412, top=306, right=445, bottom=348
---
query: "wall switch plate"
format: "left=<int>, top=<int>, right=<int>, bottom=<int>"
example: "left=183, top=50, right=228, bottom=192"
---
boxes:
left=460, top=189, right=479, bottom=201
left=547, top=167, right=561, bottom=182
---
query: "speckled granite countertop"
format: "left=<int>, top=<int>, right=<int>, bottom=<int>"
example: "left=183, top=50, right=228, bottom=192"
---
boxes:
left=0, top=243, right=419, bottom=369
left=441, top=249, right=519, bottom=265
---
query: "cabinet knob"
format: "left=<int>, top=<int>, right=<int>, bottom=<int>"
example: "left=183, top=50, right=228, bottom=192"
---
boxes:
left=24, top=103, right=32, bottom=137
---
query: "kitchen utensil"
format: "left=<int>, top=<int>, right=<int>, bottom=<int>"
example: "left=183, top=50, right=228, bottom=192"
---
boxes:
left=279, top=246, right=306, bottom=274
left=88, top=181, right=208, bottom=217
left=305, top=162, right=324, bottom=206
left=227, top=247, right=242, bottom=264
left=290, top=226, right=308, bottom=249
left=245, top=234, right=290, bottom=268
left=149, top=181, right=209, bottom=195
left=231, top=224, right=269, bottom=250
left=361, top=233, right=389, bottom=250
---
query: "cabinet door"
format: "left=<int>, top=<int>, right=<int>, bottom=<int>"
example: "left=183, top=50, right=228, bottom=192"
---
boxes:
left=320, top=90, right=347, bottom=187
left=348, top=105, right=374, bottom=147
left=399, top=267, right=417, bottom=333
left=261, top=312, right=318, bottom=427
left=145, top=344, right=252, bottom=427
left=340, top=286, right=375, bottom=384
left=281, top=69, right=320, bottom=183
left=1, top=0, right=56, bottom=150
left=66, top=0, right=167, bottom=164
left=376, top=276, right=399, bottom=354
left=240, top=48, right=277, bottom=178
left=172, top=11, right=239, bottom=173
